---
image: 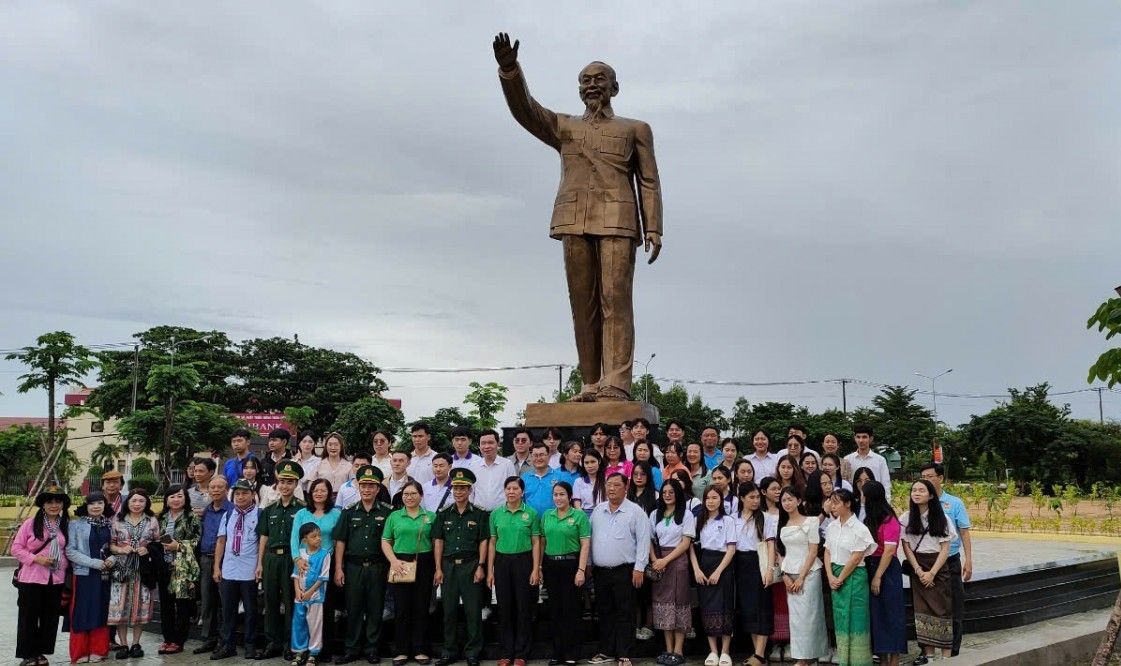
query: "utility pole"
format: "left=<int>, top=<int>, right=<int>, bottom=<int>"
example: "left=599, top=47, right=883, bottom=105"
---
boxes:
left=125, top=343, right=139, bottom=489
left=557, top=364, right=563, bottom=398
left=1097, top=387, right=1105, bottom=425
left=841, top=379, right=848, bottom=415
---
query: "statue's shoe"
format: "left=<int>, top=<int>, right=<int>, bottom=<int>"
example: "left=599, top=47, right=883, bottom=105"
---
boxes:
left=595, top=386, right=630, bottom=401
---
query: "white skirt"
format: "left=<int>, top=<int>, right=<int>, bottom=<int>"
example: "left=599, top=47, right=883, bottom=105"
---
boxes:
left=786, top=567, right=830, bottom=660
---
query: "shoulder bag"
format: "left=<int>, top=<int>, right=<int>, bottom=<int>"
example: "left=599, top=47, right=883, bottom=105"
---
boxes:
left=901, top=527, right=927, bottom=576
left=644, top=529, right=664, bottom=582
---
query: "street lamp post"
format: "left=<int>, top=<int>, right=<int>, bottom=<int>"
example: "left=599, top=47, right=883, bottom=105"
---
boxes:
left=638, top=353, right=656, bottom=403
left=914, top=368, right=953, bottom=424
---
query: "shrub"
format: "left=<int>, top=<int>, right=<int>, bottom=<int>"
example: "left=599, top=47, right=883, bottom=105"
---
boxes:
left=130, top=458, right=155, bottom=477
left=128, top=476, right=158, bottom=495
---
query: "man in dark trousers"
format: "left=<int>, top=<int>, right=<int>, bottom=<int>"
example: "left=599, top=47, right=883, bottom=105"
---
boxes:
left=432, top=469, right=490, bottom=666
left=334, top=465, right=394, bottom=664
left=255, top=460, right=305, bottom=660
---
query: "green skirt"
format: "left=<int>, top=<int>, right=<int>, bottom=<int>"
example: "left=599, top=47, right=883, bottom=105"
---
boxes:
left=830, top=564, right=873, bottom=666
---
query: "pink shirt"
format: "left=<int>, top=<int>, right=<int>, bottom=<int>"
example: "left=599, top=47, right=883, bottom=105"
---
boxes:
left=12, top=517, right=69, bottom=584
left=871, top=516, right=900, bottom=557
left=605, top=461, right=633, bottom=479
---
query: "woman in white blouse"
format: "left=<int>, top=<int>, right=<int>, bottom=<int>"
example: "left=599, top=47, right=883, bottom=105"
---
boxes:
left=313, top=431, right=354, bottom=495
left=292, top=430, right=322, bottom=493
left=689, top=487, right=736, bottom=666
left=900, top=479, right=957, bottom=665
left=732, top=482, right=776, bottom=666
left=648, top=479, right=696, bottom=666
left=824, top=488, right=877, bottom=666
left=777, top=487, right=829, bottom=666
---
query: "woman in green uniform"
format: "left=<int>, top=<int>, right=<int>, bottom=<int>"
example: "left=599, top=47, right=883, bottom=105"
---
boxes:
left=487, top=477, right=543, bottom=666
left=540, top=481, right=591, bottom=665
left=381, top=480, right=437, bottom=666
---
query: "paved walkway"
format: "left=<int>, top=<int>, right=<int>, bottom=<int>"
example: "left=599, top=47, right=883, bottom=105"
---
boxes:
left=3, top=534, right=1117, bottom=665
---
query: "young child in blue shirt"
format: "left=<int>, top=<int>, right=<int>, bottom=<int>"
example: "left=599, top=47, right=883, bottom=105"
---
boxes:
left=290, top=523, right=331, bottom=665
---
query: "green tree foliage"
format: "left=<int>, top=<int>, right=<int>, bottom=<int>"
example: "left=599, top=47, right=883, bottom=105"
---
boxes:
left=0, top=424, right=47, bottom=476
left=117, top=398, right=245, bottom=485
left=236, top=337, right=387, bottom=432
left=960, top=383, right=1078, bottom=487
left=1087, top=294, right=1121, bottom=387
left=283, top=406, right=318, bottom=433
left=5, top=331, right=99, bottom=456
left=551, top=368, right=583, bottom=402
left=865, top=386, right=935, bottom=461
left=89, top=440, right=124, bottom=471
left=647, top=383, right=727, bottom=441
left=464, top=382, right=509, bottom=430
left=330, top=397, right=406, bottom=454
left=89, top=326, right=239, bottom=419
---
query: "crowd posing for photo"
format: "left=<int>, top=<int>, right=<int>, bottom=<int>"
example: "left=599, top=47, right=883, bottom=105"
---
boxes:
left=13, top=422, right=972, bottom=666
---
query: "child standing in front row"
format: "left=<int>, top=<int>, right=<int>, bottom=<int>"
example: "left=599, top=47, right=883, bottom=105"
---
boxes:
left=291, top=523, right=331, bottom=666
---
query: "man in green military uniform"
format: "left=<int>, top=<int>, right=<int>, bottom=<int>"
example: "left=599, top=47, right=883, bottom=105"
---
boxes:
left=333, top=464, right=393, bottom=664
left=254, top=459, right=306, bottom=660
left=431, top=468, right=490, bottom=666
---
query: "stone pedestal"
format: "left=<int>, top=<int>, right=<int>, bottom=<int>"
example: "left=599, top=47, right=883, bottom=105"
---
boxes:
left=523, top=401, right=660, bottom=428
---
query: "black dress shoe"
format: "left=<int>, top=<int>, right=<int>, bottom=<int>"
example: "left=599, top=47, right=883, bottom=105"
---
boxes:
left=115, top=646, right=130, bottom=660
left=392, top=658, right=409, bottom=666
left=466, top=660, right=480, bottom=666
left=366, top=653, right=381, bottom=665
left=129, top=644, right=144, bottom=658
left=195, top=641, right=219, bottom=655
left=435, top=658, right=457, bottom=666
left=335, top=655, right=363, bottom=665
left=210, top=646, right=238, bottom=660
left=416, top=659, right=431, bottom=666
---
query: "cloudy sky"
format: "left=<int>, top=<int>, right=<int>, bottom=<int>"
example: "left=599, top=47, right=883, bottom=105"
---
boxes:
left=2, top=1, right=1120, bottom=428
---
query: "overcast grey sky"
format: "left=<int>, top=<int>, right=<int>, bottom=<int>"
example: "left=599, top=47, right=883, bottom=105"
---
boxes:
left=2, top=1, right=1119, bottom=428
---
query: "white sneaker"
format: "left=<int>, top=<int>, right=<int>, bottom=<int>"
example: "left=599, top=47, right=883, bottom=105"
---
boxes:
left=704, top=653, right=718, bottom=666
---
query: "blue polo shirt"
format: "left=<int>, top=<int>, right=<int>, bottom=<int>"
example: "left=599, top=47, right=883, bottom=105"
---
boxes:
left=940, top=491, right=970, bottom=558
left=703, top=450, right=724, bottom=471
left=200, top=499, right=234, bottom=554
left=521, top=468, right=562, bottom=517
left=554, top=466, right=582, bottom=488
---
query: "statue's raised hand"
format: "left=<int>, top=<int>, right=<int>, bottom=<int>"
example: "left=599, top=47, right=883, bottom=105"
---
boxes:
left=493, top=32, right=520, bottom=71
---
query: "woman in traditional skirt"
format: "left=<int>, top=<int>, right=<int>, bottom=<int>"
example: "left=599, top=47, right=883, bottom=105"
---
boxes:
left=649, top=479, right=696, bottom=666
left=824, top=489, right=876, bottom=666
left=860, top=481, right=906, bottom=665
left=810, top=471, right=839, bottom=664
left=108, top=489, right=160, bottom=659
left=689, top=486, right=736, bottom=666
left=777, top=487, right=829, bottom=666
left=900, top=480, right=957, bottom=665
left=732, top=482, right=775, bottom=666
left=66, top=492, right=116, bottom=664
left=758, top=476, right=789, bottom=662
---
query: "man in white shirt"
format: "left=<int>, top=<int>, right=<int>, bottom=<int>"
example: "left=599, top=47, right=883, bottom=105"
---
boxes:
left=844, top=425, right=892, bottom=500
left=542, top=427, right=564, bottom=468
left=334, top=452, right=373, bottom=510
left=407, top=421, right=437, bottom=485
left=449, top=425, right=484, bottom=473
left=746, top=430, right=781, bottom=479
left=473, top=429, right=516, bottom=511
left=422, top=453, right=455, bottom=513
left=387, top=450, right=413, bottom=505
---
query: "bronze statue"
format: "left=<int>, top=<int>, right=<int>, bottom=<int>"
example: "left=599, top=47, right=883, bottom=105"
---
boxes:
left=493, top=32, right=663, bottom=402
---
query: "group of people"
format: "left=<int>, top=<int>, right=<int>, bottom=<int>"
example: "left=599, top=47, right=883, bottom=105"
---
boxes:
left=12, top=420, right=972, bottom=666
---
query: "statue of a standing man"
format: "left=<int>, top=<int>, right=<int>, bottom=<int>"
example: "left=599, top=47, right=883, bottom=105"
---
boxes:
left=493, top=32, right=663, bottom=402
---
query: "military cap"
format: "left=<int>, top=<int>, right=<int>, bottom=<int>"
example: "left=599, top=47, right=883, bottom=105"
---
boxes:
left=356, top=464, right=384, bottom=484
left=231, top=478, right=256, bottom=493
left=450, top=468, right=476, bottom=487
left=275, top=459, right=304, bottom=480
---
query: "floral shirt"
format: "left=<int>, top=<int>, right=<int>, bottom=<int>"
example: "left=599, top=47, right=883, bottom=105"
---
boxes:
left=159, top=510, right=201, bottom=598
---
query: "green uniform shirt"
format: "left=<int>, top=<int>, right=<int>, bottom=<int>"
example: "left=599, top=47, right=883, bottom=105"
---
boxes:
left=488, top=502, right=541, bottom=554
left=335, top=500, right=393, bottom=560
left=382, top=508, right=436, bottom=554
left=256, top=497, right=305, bottom=551
left=541, top=507, right=591, bottom=556
left=430, top=503, right=489, bottom=560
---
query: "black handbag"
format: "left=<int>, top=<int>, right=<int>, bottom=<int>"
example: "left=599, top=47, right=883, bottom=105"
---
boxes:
left=644, top=533, right=665, bottom=582
left=901, top=528, right=927, bottom=576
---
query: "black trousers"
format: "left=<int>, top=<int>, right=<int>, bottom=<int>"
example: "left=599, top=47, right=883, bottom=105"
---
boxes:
left=543, top=556, right=582, bottom=661
left=594, top=564, right=637, bottom=658
left=220, top=578, right=258, bottom=652
left=157, top=568, right=194, bottom=646
left=16, top=581, right=62, bottom=659
left=494, top=551, right=536, bottom=660
left=390, top=552, right=435, bottom=657
left=948, top=554, right=965, bottom=655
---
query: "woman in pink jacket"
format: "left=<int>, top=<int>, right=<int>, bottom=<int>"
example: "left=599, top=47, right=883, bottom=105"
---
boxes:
left=13, top=485, right=71, bottom=666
